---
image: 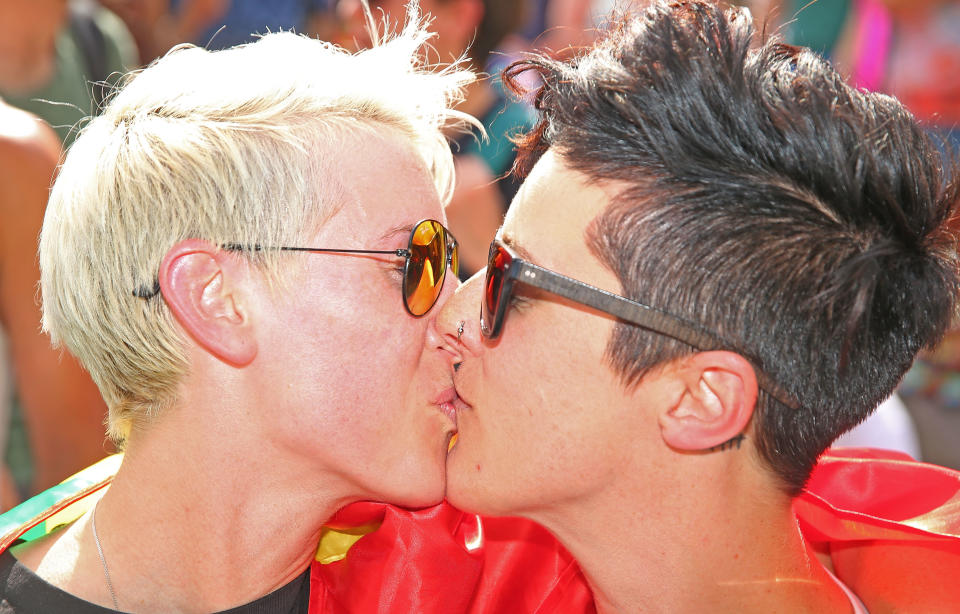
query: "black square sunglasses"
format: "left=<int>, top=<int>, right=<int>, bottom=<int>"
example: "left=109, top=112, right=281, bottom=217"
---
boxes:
left=480, top=240, right=799, bottom=410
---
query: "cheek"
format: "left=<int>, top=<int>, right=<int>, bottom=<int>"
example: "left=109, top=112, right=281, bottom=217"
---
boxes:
left=452, top=325, right=626, bottom=510
left=274, top=278, right=424, bottom=433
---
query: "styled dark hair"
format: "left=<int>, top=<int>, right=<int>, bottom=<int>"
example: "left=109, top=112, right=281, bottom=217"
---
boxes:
left=505, top=0, right=960, bottom=493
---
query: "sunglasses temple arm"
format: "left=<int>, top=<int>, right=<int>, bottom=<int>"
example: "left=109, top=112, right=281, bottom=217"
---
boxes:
left=515, top=263, right=717, bottom=349
left=279, top=247, right=409, bottom=256
left=220, top=244, right=408, bottom=257
left=515, top=262, right=799, bottom=410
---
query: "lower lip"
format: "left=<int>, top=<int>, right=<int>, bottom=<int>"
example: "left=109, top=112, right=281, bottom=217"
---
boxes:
left=438, top=401, right=458, bottom=425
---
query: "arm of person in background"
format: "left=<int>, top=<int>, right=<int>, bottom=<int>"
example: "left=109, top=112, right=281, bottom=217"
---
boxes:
left=0, top=101, right=110, bottom=496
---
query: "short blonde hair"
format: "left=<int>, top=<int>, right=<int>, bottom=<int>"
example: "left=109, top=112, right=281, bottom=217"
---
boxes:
left=40, top=6, right=475, bottom=444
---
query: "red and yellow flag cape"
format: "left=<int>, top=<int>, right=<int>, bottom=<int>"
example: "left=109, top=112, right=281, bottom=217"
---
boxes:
left=1, top=448, right=957, bottom=612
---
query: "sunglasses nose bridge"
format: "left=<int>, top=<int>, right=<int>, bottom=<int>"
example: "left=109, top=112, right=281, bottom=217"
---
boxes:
left=446, top=233, right=459, bottom=277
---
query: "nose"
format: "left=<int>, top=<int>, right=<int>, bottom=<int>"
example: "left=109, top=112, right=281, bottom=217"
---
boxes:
left=434, top=259, right=460, bottom=312
left=423, top=261, right=462, bottom=356
left=434, top=270, right=484, bottom=359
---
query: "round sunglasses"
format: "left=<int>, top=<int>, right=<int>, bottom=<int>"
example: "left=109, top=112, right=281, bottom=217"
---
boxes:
left=134, top=219, right=458, bottom=317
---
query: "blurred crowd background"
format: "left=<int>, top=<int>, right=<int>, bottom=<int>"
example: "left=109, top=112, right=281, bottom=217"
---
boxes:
left=1, top=0, right=958, bottom=511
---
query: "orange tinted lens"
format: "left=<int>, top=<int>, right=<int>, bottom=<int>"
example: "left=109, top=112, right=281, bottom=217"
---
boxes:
left=404, top=220, right=446, bottom=315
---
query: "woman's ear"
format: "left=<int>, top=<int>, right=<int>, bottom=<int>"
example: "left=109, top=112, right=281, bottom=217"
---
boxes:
left=159, top=239, right=257, bottom=366
left=658, top=351, right=758, bottom=451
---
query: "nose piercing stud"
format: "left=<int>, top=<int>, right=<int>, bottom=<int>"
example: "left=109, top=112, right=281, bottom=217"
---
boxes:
left=457, top=321, right=465, bottom=342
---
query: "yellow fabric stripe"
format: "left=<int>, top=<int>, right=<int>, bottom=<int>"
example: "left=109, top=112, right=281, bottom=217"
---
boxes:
left=44, top=454, right=122, bottom=533
left=315, top=521, right=382, bottom=564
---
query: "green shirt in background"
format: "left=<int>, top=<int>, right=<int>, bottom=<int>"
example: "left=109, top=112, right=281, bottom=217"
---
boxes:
left=785, top=0, right=851, bottom=58
left=1, top=7, right=136, bottom=148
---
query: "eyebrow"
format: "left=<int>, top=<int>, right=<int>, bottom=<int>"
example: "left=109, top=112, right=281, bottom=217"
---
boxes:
left=500, top=233, right=537, bottom=262
left=379, top=223, right=415, bottom=242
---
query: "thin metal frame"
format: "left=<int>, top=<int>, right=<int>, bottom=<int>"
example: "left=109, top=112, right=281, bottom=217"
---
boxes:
left=133, top=219, right=458, bottom=317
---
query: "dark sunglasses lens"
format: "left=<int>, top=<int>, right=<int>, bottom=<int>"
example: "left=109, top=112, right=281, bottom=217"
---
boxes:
left=404, top=220, right=447, bottom=316
left=481, top=243, right=511, bottom=337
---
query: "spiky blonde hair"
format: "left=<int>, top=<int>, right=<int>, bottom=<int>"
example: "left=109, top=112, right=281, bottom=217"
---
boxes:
left=40, top=4, right=476, bottom=443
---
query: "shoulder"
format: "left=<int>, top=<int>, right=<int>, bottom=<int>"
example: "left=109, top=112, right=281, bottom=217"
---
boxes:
left=0, top=102, right=60, bottom=226
left=0, top=102, right=60, bottom=174
left=0, top=102, right=60, bottom=157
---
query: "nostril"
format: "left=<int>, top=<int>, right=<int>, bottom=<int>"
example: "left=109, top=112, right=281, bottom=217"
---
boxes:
left=453, top=362, right=463, bottom=372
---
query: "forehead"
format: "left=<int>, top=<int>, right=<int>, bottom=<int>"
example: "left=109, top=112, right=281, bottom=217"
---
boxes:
left=316, top=127, right=442, bottom=244
left=501, top=150, right=621, bottom=280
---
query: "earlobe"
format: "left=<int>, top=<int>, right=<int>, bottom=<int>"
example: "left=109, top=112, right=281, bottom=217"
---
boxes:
left=159, top=239, right=257, bottom=367
left=659, top=351, right=757, bottom=451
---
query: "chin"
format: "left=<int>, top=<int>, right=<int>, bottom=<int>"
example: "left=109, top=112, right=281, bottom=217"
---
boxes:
left=383, top=467, right=446, bottom=510
left=444, top=481, right=495, bottom=516
left=391, top=486, right=445, bottom=510
left=444, top=452, right=495, bottom=515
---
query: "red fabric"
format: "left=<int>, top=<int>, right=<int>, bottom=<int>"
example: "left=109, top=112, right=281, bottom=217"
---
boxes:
left=467, top=516, right=594, bottom=614
left=309, top=501, right=593, bottom=614
left=308, top=450, right=960, bottom=613
left=798, top=448, right=960, bottom=611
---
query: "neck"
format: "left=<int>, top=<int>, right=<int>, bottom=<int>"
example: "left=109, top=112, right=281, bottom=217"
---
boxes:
left=528, top=458, right=852, bottom=614
left=25, top=395, right=354, bottom=613
left=94, top=429, right=341, bottom=611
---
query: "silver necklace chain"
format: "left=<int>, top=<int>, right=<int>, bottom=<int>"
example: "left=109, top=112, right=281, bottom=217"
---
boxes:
left=91, top=500, right=120, bottom=611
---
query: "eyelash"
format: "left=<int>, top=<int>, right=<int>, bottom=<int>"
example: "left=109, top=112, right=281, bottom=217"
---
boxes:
left=510, top=293, right=531, bottom=309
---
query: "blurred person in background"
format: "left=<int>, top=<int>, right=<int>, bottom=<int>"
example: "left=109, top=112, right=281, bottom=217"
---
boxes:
left=98, top=0, right=339, bottom=67
left=96, top=0, right=228, bottom=64
left=0, top=1, right=130, bottom=501
left=843, top=0, right=960, bottom=151
left=0, top=101, right=107, bottom=508
left=174, top=0, right=334, bottom=51
left=0, top=0, right=137, bottom=147
left=522, top=0, right=598, bottom=58
left=746, top=0, right=852, bottom=59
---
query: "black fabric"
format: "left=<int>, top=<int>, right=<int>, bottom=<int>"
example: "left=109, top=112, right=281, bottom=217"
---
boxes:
left=0, top=549, right=310, bottom=613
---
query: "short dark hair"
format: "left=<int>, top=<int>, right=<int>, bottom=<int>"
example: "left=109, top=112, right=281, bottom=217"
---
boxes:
left=505, top=0, right=960, bottom=494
